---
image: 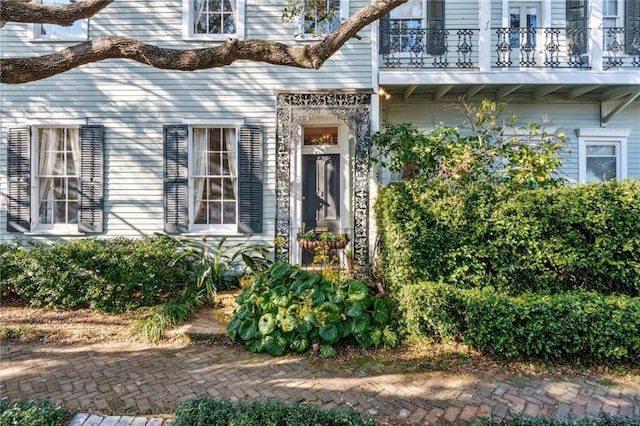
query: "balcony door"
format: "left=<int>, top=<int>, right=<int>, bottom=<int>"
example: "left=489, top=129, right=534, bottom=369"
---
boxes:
left=509, top=3, right=539, bottom=49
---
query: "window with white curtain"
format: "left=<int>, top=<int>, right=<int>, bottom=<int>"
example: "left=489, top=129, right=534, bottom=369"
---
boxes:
left=29, top=0, right=88, bottom=41
left=191, top=127, right=238, bottom=229
left=35, top=127, right=80, bottom=228
left=183, top=0, right=245, bottom=40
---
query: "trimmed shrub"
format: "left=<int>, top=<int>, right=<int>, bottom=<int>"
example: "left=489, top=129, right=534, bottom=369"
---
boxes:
left=396, top=281, right=640, bottom=362
left=0, top=397, right=69, bottom=426
left=174, top=396, right=376, bottom=426
left=375, top=179, right=640, bottom=297
left=1, top=236, right=189, bottom=313
left=471, top=413, right=640, bottom=425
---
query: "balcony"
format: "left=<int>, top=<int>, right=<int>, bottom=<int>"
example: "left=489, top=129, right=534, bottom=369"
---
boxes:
left=379, top=26, right=640, bottom=71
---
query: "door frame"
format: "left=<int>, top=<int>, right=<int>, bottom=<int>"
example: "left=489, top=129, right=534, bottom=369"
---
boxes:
left=291, top=116, right=352, bottom=266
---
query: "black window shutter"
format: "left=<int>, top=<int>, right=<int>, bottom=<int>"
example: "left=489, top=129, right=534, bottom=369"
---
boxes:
left=7, top=128, right=31, bottom=232
left=163, top=125, right=188, bottom=234
left=626, top=0, right=640, bottom=54
left=237, top=126, right=263, bottom=234
left=78, top=125, right=104, bottom=233
left=426, top=0, right=445, bottom=54
left=380, top=14, right=391, bottom=55
left=566, top=0, right=588, bottom=56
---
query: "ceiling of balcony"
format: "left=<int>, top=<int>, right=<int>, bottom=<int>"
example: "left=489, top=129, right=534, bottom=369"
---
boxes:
left=378, top=83, right=640, bottom=124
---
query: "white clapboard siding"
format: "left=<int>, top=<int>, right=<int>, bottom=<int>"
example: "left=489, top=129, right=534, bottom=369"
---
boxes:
left=0, top=0, right=373, bottom=243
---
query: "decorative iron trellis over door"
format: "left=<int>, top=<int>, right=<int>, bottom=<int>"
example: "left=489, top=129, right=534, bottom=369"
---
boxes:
left=274, top=91, right=372, bottom=274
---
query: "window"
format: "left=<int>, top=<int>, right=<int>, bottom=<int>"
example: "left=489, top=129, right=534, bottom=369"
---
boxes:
left=577, top=128, right=630, bottom=183
left=379, top=0, right=444, bottom=54
left=163, top=124, right=262, bottom=234
left=35, top=128, right=80, bottom=229
left=295, top=0, right=348, bottom=38
left=192, top=127, right=237, bottom=230
left=29, top=0, right=88, bottom=41
left=602, top=0, right=640, bottom=55
left=7, top=125, right=104, bottom=234
left=509, top=3, right=538, bottom=49
left=183, top=0, right=245, bottom=40
left=566, top=0, right=588, bottom=60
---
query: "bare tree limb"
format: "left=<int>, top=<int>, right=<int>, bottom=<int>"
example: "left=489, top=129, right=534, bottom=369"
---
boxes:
left=0, top=0, right=114, bottom=26
left=0, top=0, right=406, bottom=84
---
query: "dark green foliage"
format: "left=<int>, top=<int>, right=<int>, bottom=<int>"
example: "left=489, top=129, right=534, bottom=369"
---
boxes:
left=228, top=262, right=397, bottom=357
left=1, top=236, right=189, bottom=313
left=174, top=396, right=376, bottom=426
left=471, top=413, right=640, bottom=425
left=397, top=281, right=640, bottom=362
left=376, top=179, right=640, bottom=296
left=0, top=397, right=69, bottom=426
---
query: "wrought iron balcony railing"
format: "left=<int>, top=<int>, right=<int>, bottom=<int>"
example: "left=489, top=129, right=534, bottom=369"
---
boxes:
left=379, top=25, right=640, bottom=70
left=493, top=27, right=590, bottom=68
left=380, top=27, right=479, bottom=69
left=603, top=27, right=640, bottom=69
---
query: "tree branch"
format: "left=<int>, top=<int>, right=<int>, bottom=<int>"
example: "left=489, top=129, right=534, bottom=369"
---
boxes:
left=0, top=0, right=406, bottom=84
left=0, top=0, right=114, bottom=26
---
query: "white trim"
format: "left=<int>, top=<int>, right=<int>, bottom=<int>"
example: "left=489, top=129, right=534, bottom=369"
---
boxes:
left=576, top=128, right=632, bottom=138
left=182, top=118, right=245, bottom=126
left=577, top=127, right=630, bottom=183
left=28, top=118, right=86, bottom=126
left=182, top=0, right=245, bottom=41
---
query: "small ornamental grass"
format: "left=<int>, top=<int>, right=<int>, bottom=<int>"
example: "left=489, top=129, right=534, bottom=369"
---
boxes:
left=174, top=396, right=376, bottom=426
left=227, top=262, right=397, bottom=357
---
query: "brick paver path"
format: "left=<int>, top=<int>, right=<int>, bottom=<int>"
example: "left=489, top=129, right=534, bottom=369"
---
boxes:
left=1, top=341, right=639, bottom=425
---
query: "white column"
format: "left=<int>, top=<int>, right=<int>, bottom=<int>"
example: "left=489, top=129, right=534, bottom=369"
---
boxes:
left=591, top=0, right=604, bottom=72
left=478, top=0, right=492, bottom=72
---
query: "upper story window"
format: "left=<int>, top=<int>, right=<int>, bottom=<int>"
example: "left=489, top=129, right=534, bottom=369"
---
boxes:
left=182, top=0, right=245, bottom=40
left=29, top=0, right=88, bottom=41
left=379, top=0, right=444, bottom=54
left=577, top=128, right=630, bottom=184
left=295, top=0, right=348, bottom=39
left=603, top=0, right=640, bottom=55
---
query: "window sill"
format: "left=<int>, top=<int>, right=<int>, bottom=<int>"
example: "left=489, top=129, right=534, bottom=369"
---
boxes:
left=182, top=35, right=242, bottom=42
left=183, top=231, right=246, bottom=238
left=29, top=37, right=89, bottom=43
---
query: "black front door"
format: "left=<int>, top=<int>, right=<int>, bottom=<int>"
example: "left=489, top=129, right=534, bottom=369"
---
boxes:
left=301, top=154, right=340, bottom=264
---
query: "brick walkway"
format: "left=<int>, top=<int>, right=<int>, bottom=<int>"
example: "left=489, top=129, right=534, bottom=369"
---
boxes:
left=2, top=339, right=639, bottom=425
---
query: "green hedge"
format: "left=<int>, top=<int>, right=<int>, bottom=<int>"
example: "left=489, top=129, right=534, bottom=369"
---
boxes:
left=1, top=236, right=189, bottom=313
left=174, top=397, right=376, bottom=426
left=471, top=414, right=640, bottom=425
left=0, top=397, right=69, bottom=426
left=397, top=281, right=640, bottom=362
left=375, top=179, right=640, bottom=296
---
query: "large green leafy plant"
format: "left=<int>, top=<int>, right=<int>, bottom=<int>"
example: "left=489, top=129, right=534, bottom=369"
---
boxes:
left=228, top=262, right=397, bottom=357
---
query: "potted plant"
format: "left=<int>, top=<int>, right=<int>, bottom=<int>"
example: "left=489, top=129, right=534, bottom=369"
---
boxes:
left=297, top=229, right=350, bottom=250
